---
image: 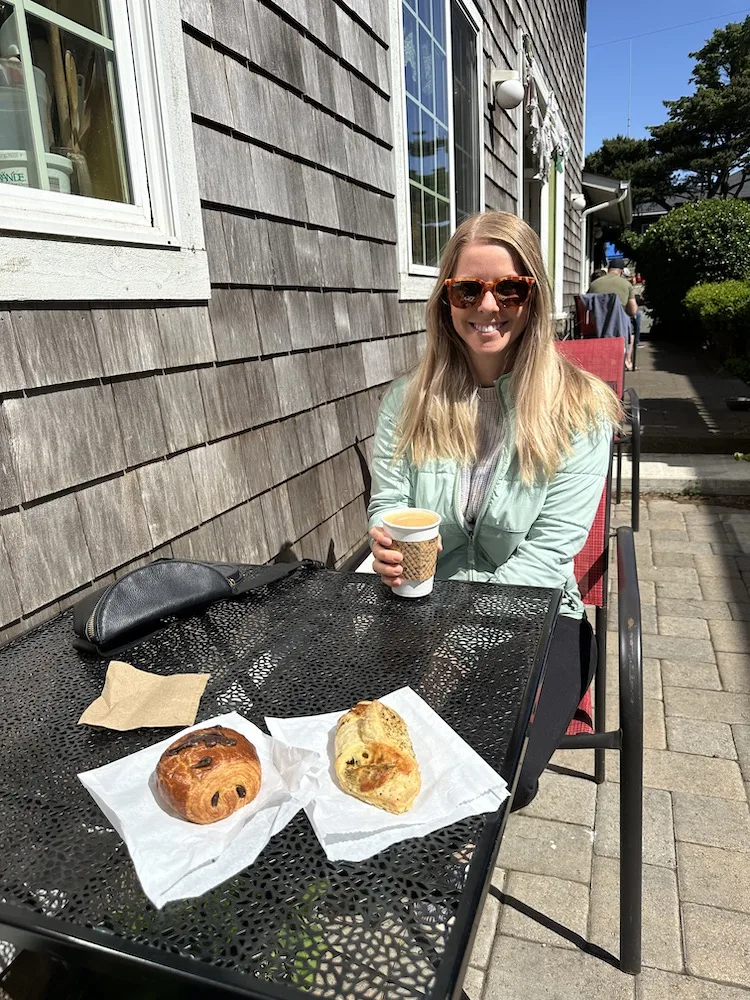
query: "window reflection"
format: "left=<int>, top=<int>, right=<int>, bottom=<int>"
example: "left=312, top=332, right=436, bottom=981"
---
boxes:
left=35, top=0, right=105, bottom=35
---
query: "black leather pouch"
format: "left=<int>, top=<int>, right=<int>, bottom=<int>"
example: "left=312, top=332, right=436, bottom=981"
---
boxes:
left=72, top=558, right=302, bottom=657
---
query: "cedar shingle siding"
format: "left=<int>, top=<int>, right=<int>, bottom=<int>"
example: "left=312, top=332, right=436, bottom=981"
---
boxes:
left=0, top=0, right=584, bottom=644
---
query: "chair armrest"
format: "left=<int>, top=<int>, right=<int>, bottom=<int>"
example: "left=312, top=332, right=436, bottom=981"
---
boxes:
left=622, top=389, right=641, bottom=531
left=617, top=525, right=643, bottom=776
left=338, top=540, right=371, bottom=573
left=622, top=387, right=641, bottom=434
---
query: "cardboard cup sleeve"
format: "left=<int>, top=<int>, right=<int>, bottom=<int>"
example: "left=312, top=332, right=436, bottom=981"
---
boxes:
left=391, top=537, right=440, bottom=583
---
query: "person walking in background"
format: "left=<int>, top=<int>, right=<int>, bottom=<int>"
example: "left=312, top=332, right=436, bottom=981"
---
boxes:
left=588, top=257, right=638, bottom=368
left=624, top=269, right=644, bottom=368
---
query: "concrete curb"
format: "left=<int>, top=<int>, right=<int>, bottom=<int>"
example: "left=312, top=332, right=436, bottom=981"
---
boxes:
left=620, top=453, right=750, bottom=496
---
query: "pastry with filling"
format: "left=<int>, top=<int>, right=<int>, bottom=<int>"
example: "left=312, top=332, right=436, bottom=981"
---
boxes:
left=334, top=700, right=420, bottom=814
left=155, top=725, right=261, bottom=824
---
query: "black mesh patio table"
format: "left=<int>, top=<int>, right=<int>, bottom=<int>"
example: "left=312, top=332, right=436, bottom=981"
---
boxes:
left=0, top=561, right=560, bottom=999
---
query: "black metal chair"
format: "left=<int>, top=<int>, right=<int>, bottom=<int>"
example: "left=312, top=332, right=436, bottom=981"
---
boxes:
left=558, top=523, right=643, bottom=975
left=344, top=422, right=644, bottom=973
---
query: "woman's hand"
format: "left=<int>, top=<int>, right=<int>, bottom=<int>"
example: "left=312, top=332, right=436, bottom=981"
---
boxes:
left=369, top=525, right=442, bottom=588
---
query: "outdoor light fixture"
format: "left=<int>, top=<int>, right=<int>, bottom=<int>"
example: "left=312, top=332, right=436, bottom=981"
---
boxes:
left=571, top=193, right=587, bottom=211
left=490, top=69, right=525, bottom=110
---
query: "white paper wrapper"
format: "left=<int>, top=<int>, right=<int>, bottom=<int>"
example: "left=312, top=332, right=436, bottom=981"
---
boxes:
left=78, top=712, right=324, bottom=908
left=266, top=687, right=509, bottom=862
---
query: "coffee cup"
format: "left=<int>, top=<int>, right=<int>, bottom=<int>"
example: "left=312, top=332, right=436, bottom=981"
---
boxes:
left=381, top=509, right=441, bottom=598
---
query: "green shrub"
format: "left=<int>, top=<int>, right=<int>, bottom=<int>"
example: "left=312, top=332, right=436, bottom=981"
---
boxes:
left=684, top=280, right=750, bottom=358
left=627, top=199, right=750, bottom=341
left=723, top=356, right=750, bottom=383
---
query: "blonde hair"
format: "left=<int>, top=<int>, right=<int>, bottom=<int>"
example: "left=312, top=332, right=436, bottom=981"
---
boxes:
left=395, top=212, right=622, bottom=483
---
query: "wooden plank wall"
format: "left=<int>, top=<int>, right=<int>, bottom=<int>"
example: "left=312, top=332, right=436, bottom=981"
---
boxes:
left=0, top=0, right=584, bottom=646
left=520, top=0, right=586, bottom=307
left=482, top=0, right=586, bottom=308
left=0, top=0, right=426, bottom=645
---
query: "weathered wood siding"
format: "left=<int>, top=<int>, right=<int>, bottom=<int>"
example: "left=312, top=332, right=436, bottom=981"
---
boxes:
left=0, top=0, right=426, bottom=645
left=482, top=0, right=586, bottom=308
left=0, top=0, right=584, bottom=645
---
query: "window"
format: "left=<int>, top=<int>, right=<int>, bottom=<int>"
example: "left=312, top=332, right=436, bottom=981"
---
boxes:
left=394, top=0, right=483, bottom=294
left=0, top=2, right=131, bottom=202
left=451, top=3, right=480, bottom=227
left=0, top=0, right=209, bottom=301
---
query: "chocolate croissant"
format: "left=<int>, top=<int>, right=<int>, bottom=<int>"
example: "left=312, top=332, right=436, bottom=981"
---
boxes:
left=334, top=701, right=421, bottom=814
left=155, top=725, right=262, bottom=824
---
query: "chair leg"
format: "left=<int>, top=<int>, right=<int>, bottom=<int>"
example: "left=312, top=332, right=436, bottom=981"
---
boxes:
left=615, top=442, right=623, bottom=505
left=619, top=733, right=643, bottom=974
left=631, top=427, right=640, bottom=535
left=594, top=604, right=607, bottom=784
left=619, top=674, right=643, bottom=974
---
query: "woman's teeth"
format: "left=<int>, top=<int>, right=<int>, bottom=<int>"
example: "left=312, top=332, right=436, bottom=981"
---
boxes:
left=472, top=323, right=503, bottom=333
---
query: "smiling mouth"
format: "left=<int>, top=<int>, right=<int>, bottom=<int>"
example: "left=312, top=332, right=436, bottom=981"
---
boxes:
left=470, top=322, right=507, bottom=333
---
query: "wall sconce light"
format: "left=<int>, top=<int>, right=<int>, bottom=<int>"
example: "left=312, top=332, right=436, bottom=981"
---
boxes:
left=490, top=69, right=525, bottom=110
left=571, top=193, right=587, bottom=212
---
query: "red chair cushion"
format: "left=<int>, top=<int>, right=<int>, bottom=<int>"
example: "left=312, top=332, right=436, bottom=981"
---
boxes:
left=557, top=336, right=625, bottom=398
left=556, top=338, right=620, bottom=608
left=574, top=488, right=608, bottom=607
left=554, top=340, right=622, bottom=740
left=566, top=687, right=594, bottom=736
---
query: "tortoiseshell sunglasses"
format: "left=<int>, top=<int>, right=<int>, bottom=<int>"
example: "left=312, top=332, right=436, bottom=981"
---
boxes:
left=444, top=275, right=536, bottom=309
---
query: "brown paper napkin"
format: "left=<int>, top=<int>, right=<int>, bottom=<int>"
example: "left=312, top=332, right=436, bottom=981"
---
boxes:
left=78, top=660, right=210, bottom=730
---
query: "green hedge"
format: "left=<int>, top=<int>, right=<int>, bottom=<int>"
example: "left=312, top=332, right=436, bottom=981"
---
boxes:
left=625, top=199, right=750, bottom=341
left=684, top=280, right=750, bottom=358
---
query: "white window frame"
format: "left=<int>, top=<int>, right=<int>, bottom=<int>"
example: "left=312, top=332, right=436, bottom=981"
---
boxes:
left=390, top=0, right=484, bottom=300
left=553, top=157, right=565, bottom=314
left=538, top=160, right=566, bottom=318
left=523, top=62, right=565, bottom=316
left=0, top=0, right=209, bottom=301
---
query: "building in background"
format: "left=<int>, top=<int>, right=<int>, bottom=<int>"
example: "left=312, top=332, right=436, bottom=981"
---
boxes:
left=0, top=0, right=588, bottom=644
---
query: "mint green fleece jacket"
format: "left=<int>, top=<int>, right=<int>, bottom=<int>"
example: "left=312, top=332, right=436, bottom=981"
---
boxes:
left=367, top=374, right=613, bottom=618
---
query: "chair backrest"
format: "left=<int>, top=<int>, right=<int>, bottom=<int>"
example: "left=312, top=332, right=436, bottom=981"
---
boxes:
left=577, top=292, right=632, bottom=341
left=574, top=294, right=598, bottom=337
left=556, top=338, right=621, bottom=607
left=557, top=336, right=625, bottom=399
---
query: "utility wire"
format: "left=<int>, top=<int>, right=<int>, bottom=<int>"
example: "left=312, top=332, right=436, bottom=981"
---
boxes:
left=591, top=8, right=750, bottom=48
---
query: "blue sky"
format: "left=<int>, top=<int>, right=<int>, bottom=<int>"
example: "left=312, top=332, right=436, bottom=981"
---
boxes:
left=585, top=3, right=750, bottom=154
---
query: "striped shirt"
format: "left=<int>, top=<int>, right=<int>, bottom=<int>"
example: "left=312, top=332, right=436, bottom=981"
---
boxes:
left=460, top=386, right=504, bottom=527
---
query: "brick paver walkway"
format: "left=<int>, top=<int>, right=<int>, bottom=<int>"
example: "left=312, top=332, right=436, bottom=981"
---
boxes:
left=467, top=496, right=750, bottom=998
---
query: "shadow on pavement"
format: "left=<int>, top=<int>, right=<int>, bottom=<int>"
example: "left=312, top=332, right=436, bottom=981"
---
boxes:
left=488, top=886, right=621, bottom=970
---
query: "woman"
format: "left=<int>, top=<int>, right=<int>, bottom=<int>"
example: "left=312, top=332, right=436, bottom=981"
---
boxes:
left=368, top=211, right=621, bottom=810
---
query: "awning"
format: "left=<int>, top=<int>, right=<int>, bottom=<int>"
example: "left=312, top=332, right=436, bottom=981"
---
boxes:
left=582, top=172, right=633, bottom=227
